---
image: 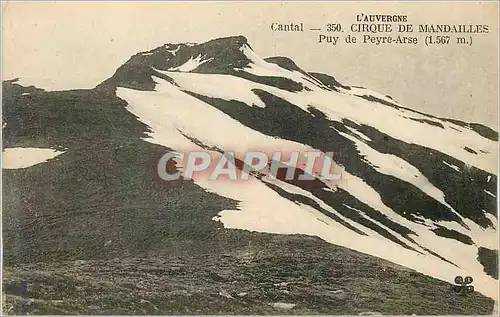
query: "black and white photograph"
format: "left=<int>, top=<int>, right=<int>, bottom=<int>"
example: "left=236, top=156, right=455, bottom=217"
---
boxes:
left=1, top=1, right=498, bottom=315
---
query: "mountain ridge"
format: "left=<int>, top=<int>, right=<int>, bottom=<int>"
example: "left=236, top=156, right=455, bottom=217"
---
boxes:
left=108, top=36, right=498, bottom=296
left=2, top=35, right=498, bottom=314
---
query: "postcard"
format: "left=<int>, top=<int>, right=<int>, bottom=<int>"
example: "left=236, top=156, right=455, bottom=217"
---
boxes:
left=2, top=1, right=498, bottom=315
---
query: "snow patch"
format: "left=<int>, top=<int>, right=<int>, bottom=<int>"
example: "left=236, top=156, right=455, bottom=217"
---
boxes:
left=2, top=148, right=65, bottom=169
left=154, top=70, right=267, bottom=108
left=166, top=45, right=181, bottom=56
left=156, top=69, right=497, bottom=174
left=339, top=130, right=464, bottom=220
left=442, top=160, right=461, bottom=172
left=115, top=72, right=499, bottom=300
left=168, top=54, right=212, bottom=72
left=240, top=44, right=324, bottom=90
left=345, top=125, right=372, bottom=142
left=484, top=189, right=496, bottom=198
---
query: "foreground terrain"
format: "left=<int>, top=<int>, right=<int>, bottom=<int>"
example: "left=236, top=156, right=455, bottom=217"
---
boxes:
left=3, top=234, right=495, bottom=315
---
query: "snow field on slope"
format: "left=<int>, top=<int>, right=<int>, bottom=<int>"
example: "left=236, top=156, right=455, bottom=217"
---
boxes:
left=2, top=148, right=65, bottom=169
left=116, top=76, right=498, bottom=299
left=159, top=70, right=497, bottom=175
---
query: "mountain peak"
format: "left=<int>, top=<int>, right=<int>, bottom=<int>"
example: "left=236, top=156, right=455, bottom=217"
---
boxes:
left=161, top=35, right=250, bottom=53
left=202, top=35, right=249, bottom=47
left=99, top=35, right=254, bottom=91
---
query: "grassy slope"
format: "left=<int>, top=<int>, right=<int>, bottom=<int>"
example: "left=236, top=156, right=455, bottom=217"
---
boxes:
left=3, top=234, right=495, bottom=315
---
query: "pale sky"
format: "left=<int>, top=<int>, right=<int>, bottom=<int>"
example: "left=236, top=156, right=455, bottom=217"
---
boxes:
left=2, top=1, right=498, bottom=128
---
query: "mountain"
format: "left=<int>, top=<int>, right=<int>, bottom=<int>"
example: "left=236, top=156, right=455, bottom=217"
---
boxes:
left=2, top=35, right=498, bottom=315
